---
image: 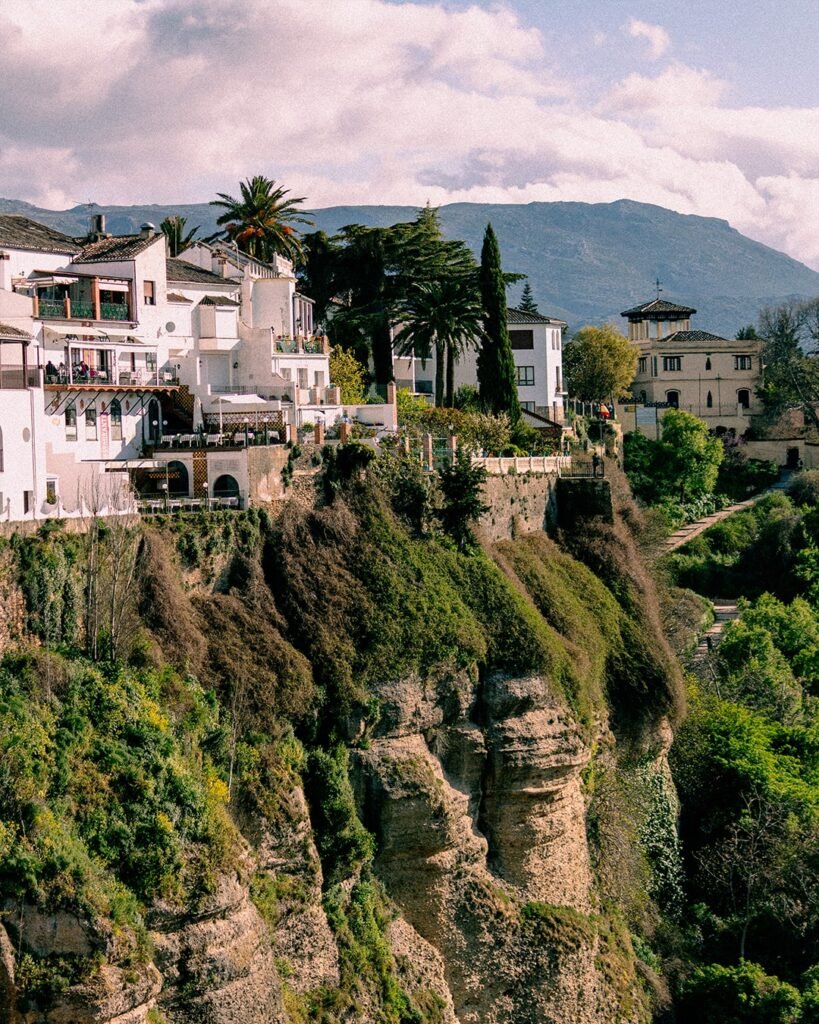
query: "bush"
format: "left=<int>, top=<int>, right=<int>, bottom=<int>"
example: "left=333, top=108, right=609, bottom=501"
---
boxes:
left=678, top=961, right=802, bottom=1024
left=787, top=470, right=819, bottom=507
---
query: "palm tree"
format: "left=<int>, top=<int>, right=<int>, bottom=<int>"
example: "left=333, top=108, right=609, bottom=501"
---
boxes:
left=160, top=215, right=200, bottom=257
left=209, top=176, right=313, bottom=264
left=394, top=276, right=484, bottom=407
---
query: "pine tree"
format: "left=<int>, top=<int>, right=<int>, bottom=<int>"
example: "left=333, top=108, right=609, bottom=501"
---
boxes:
left=477, top=224, right=520, bottom=422
left=519, top=281, right=539, bottom=313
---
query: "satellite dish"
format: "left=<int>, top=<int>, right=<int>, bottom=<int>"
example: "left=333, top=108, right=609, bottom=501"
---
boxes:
left=165, top=321, right=176, bottom=333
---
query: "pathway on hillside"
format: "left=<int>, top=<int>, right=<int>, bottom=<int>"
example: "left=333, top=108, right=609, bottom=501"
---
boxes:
left=662, top=473, right=792, bottom=554
left=691, top=599, right=740, bottom=664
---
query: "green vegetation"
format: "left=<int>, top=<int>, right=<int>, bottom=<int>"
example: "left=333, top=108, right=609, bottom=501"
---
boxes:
left=329, top=346, right=367, bottom=404
left=563, top=324, right=638, bottom=403
left=209, top=175, right=313, bottom=263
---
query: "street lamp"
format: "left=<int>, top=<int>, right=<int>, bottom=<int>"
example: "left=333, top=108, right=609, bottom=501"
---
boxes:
left=244, top=416, right=249, bottom=448
left=263, top=416, right=270, bottom=446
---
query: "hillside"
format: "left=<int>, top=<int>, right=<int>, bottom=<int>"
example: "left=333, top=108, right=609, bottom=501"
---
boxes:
left=3, top=196, right=819, bottom=335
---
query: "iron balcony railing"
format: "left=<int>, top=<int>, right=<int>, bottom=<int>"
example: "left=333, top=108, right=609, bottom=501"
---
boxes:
left=101, top=302, right=129, bottom=320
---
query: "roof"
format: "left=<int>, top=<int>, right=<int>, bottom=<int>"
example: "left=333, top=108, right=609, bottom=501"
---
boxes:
left=166, top=258, right=234, bottom=286
left=199, top=294, right=240, bottom=307
left=657, top=329, right=730, bottom=344
left=621, top=298, right=697, bottom=317
left=74, top=233, right=163, bottom=264
left=507, top=307, right=566, bottom=325
left=166, top=292, right=193, bottom=304
left=0, top=322, right=32, bottom=340
left=0, top=215, right=80, bottom=256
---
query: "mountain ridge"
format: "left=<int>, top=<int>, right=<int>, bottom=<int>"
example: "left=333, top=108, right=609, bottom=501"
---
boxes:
left=2, top=196, right=817, bottom=336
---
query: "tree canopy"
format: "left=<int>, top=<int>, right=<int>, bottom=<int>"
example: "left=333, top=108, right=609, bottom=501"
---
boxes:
left=210, top=176, right=313, bottom=264
left=755, top=298, right=819, bottom=429
left=160, top=215, right=199, bottom=258
left=519, top=281, right=539, bottom=313
left=563, top=325, right=638, bottom=402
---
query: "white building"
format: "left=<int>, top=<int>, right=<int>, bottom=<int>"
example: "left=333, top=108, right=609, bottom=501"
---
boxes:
left=0, top=214, right=396, bottom=521
left=393, top=306, right=567, bottom=423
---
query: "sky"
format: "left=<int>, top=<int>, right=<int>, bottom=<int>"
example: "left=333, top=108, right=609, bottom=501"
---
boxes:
left=2, top=0, right=819, bottom=267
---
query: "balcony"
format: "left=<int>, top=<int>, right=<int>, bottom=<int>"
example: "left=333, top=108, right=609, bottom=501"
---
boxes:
left=35, top=293, right=132, bottom=323
left=101, top=302, right=129, bottom=321
left=0, top=367, right=40, bottom=389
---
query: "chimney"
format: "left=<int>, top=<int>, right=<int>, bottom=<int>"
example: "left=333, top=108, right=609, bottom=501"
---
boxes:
left=86, top=213, right=110, bottom=242
left=140, top=222, right=156, bottom=239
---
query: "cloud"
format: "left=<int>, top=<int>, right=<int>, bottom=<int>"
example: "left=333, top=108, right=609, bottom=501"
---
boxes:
left=0, top=0, right=818, bottom=270
left=626, top=18, right=671, bottom=60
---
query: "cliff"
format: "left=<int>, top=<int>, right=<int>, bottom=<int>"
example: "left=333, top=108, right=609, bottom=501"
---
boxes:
left=0, top=472, right=683, bottom=1023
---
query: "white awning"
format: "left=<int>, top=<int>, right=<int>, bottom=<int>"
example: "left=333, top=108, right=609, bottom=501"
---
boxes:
left=102, top=459, right=164, bottom=471
left=44, top=324, right=110, bottom=339
left=211, top=393, right=270, bottom=406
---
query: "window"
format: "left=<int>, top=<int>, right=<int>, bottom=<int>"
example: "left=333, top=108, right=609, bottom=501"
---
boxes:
left=734, top=354, right=752, bottom=370
left=297, top=368, right=308, bottom=388
left=314, top=370, right=325, bottom=387
left=416, top=379, right=433, bottom=395
left=663, top=356, right=682, bottom=371
left=516, top=365, right=535, bottom=386
left=666, top=390, right=680, bottom=408
left=146, top=351, right=157, bottom=374
left=509, top=330, right=534, bottom=350
left=85, top=405, right=97, bottom=440
left=552, top=330, right=562, bottom=351
left=555, top=366, right=562, bottom=391
left=705, top=356, right=712, bottom=371
left=65, top=404, right=77, bottom=441
left=143, top=280, right=156, bottom=305
left=0, top=426, right=3, bottom=472
left=706, top=391, right=713, bottom=408
left=521, top=401, right=535, bottom=412
left=737, top=389, right=751, bottom=409
left=46, top=478, right=58, bottom=504
left=23, top=490, right=33, bottom=515
left=638, top=357, right=647, bottom=374
left=280, top=368, right=292, bottom=380
left=110, top=399, right=123, bottom=441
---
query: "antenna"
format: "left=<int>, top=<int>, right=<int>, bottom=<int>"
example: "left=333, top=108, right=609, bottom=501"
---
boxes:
left=655, top=276, right=663, bottom=299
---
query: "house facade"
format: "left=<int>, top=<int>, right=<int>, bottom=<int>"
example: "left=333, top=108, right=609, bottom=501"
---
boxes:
left=625, top=298, right=763, bottom=432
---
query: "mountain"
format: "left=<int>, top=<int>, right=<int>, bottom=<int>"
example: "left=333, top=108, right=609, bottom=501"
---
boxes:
left=3, top=196, right=818, bottom=335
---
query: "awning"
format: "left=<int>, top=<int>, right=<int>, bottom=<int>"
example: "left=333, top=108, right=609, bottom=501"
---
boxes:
left=211, top=393, right=271, bottom=406
left=44, top=324, right=110, bottom=339
left=103, top=459, right=164, bottom=471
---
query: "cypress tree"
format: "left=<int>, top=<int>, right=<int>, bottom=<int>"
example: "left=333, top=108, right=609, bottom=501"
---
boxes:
left=477, top=224, right=520, bottom=422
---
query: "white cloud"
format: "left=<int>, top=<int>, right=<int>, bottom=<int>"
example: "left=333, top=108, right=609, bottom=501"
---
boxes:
left=626, top=18, right=671, bottom=60
left=0, top=0, right=818, bottom=270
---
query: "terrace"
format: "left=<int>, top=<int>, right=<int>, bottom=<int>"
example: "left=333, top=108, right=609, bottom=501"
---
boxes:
left=27, top=271, right=134, bottom=324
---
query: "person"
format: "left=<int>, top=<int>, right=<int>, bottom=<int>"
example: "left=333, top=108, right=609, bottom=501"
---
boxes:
left=45, top=360, right=57, bottom=381
left=58, top=361, right=66, bottom=382
left=591, top=452, right=601, bottom=477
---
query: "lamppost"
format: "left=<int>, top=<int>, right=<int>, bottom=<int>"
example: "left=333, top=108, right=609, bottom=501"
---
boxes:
left=244, top=416, right=249, bottom=448
left=263, top=416, right=269, bottom=446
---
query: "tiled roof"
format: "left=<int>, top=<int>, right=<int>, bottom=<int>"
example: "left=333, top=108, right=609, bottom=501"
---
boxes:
left=657, top=330, right=729, bottom=344
left=199, top=294, right=240, bottom=307
left=74, top=233, right=162, bottom=264
left=166, top=292, right=193, bottom=303
left=621, top=298, right=696, bottom=317
left=0, top=215, right=80, bottom=256
left=507, top=306, right=566, bottom=325
left=0, top=322, right=33, bottom=340
left=166, top=258, right=233, bottom=285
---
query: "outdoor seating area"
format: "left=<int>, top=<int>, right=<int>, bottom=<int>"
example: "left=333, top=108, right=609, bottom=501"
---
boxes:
left=156, top=429, right=283, bottom=449
left=137, top=495, right=242, bottom=514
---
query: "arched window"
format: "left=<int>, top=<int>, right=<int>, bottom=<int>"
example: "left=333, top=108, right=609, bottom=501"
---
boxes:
left=705, top=356, right=712, bottom=371
left=146, top=398, right=161, bottom=443
left=110, top=398, right=123, bottom=441
left=666, top=390, right=680, bottom=409
left=167, top=460, right=189, bottom=496
left=0, top=426, right=4, bottom=473
left=737, top=389, right=750, bottom=410
left=706, top=391, right=713, bottom=408
left=213, top=474, right=240, bottom=504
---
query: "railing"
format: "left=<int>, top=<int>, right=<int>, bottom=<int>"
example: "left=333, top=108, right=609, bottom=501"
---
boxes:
left=473, top=455, right=569, bottom=475
left=302, top=336, right=326, bottom=354
left=38, top=300, right=65, bottom=318
left=275, top=337, right=298, bottom=353
left=101, top=302, right=129, bottom=320
left=71, top=300, right=94, bottom=319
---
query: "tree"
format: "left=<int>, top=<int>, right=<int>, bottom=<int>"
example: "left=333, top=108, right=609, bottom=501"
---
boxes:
left=737, top=324, right=760, bottom=340
left=659, top=408, right=724, bottom=501
left=563, top=325, right=638, bottom=402
left=160, top=215, right=200, bottom=258
left=679, top=961, right=802, bottom=1024
left=519, top=281, right=539, bottom=313
left=210, top=175, right=313, bottom=264
left=329, top=347, right=367, bottom=404
left=755, top=298, right=819, bottom=429
left=394, top=275, right=484, bottom=407
left=477, top=224, right=520, bottom=422
left=437, top=447, right=488, bottom=550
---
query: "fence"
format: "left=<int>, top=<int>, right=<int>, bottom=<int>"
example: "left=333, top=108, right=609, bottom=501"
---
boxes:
left=472, top=455, right=569, bottom=475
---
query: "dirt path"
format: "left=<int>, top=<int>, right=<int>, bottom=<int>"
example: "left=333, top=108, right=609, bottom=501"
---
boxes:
left=691, top=599, right=740, bottom=663
left=662, top=474, right=792, bottom=554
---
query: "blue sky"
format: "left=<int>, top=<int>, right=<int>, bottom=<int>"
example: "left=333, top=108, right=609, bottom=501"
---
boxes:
left=1, top=0, right=818, bottom=267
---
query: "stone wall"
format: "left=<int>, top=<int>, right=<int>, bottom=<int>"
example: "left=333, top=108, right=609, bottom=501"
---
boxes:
left=477, top=472, right=559, bottom=542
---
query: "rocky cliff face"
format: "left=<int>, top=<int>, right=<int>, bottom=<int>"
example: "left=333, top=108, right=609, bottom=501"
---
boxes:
left=1, top=491, right=681, bottom=1023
